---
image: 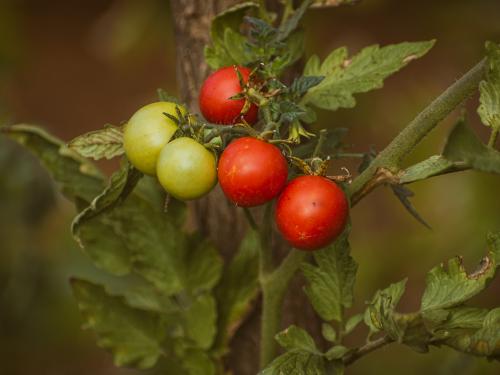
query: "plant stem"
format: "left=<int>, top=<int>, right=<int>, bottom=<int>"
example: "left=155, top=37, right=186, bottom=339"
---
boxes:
left=488, top=129, right=498, bottom=148
left=259, top=249, right=308, bottom=368
left=243, top=208, right=258, bottom=231
left=348, top=59, right=486, bottom=204
left=343, top=336, right=393, bottom=366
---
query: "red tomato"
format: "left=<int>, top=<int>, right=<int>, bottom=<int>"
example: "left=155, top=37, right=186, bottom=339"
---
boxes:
left=275, top=175, right=349, bottom=251
left=218, top=137, right=288, bottom=207
left=199, top=66, right=258, bottom=125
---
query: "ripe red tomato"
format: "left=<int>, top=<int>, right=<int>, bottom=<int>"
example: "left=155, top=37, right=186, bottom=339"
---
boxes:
left=275, top=175, right=349, bottom=251
left=218, top=137, right=288, bottom=207
left=199, top=66, right=258, bottom=125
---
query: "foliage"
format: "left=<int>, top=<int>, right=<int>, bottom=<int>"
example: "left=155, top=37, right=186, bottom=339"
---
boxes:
left=2, top=1, right=500, bottom=375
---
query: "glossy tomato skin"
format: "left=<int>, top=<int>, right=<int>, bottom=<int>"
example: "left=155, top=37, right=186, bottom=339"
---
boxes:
left=275, top=175, right=349, bottom=251
left=199, top=66, right=258, bottom=125
left=218, top=137, right=288, bottom=207
left=123, top=101, right=185, bottom=175
left=156, top=137, right=217, bottom=201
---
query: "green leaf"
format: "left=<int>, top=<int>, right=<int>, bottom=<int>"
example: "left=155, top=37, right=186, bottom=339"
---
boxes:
left=269, top=30, right=305, bottom=74
left=478, top=42, right=500, bottom=131
left=290, top=75, right=325, bottom=98
left=71, top=279, right=167, bottom=369
left=302, top=232, right=357, bottom=322
left=259, top=350, right=325, bottom=375
left=1, top=124, right=103, bottom=202
left=344, top=313, right=364, bottom=335
left=311, top=0, right=358, bottom=7
left=301, top=40, right=435, bottom=111
left=325, top=345, right=349, bottom=360
left=275, top=325, right=319, bottom=353
left=182, top=294, right=217, bottom=350
left=204, top=2, right=258, bottom=69
left=213, top=229, right=259, bottom=352
left=443, top=118, right=500, bottom=174
left=276, top=0, right=312, bottom=42
left=398, top=155, right=464, bottom=184
left=321, top=323, right=337, bottom=343
left=364, top=278, right=407, bottom=335
left=438, top=307, right=489, bottom=330
left=184, top=235, right=223, bottom=293
left=72, top=161, right=142, bottom=244
left=421, top=232, right=500, bottom=311
left=68, top=125, right=124, bottom=160
left=69, top=161, right=142, bottom=275
left=445, top=308, right=500, bottom=360
left=181, top=349, right=216, bottom=375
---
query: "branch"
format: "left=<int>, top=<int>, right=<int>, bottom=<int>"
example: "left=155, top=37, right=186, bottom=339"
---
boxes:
left=343, top=336, right=394, bottom=366
left=348, top=59, right=486, bottom=205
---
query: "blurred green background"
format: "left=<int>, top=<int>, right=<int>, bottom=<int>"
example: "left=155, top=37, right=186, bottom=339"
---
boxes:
left=1, top=0, right=499, bottom=374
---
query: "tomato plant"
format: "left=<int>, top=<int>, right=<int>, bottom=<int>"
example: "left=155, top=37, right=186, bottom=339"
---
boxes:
left=123, top=101, right=185, bottom=175
left=217, top=137, right=288, bottom=207
left=275, top=175, right=349, bottom=250
left=3, top=1, right=500, bottom=375
left=199, top=66, right=258, bottom=125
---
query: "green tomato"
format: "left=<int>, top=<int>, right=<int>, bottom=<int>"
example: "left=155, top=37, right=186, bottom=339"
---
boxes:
left=123, top=101, right=185, bottom=175
left=156, top=137, right=217, bottom=200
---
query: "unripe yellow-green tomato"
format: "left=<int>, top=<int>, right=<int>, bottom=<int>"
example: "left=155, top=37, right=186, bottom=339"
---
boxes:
left=123, top=101, right=185, bottom=175
left=156, top=137, right=217, bottom=200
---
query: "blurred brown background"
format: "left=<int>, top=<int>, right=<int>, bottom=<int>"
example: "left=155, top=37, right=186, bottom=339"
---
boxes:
left=1, top=0, right=500, bottom=374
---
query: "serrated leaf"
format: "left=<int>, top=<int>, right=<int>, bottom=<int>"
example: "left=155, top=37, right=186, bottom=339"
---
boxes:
left=69, top=161, right=142, bottom=275
left=71, top=279, right=167, bottom=369
left=478, top=42, right=500, bottom=131
left=445, top=308, right=500, bottom=360
left=344, top=313, right=364, bottom=335
left=443, top=117, right=500, bottom=174
left=72, top=161, right=142, bottom=243
left=269, top=30, right=305, bottom=74
left=182, top=294, right=217, bottom=350
left=302, top=232, right=357, bottom=322
left=213, top=229, right=259, bottom=352
left=301, top=40, right=435, bottom=111
left=290, top=75, right=325, bottom=98
left=2, top=124, right=103, bottom=202
left=68, top=125, right=124, bottom=160
left=421, top=232, right=500, bottom=311
left=259, top=350, right=325, bottom=375
left=364, top=278, right=407, bottom=335
left=276, top=0, right=312, bottom=42
left=398, top=155, right=464, bottom=184
left=321, top=323, right=337, bottom=343
left=325, top=345, right=349, bottom=360
left=204, top=2, right=258, bottom=69
left=275, top=325, right=319, bottom=353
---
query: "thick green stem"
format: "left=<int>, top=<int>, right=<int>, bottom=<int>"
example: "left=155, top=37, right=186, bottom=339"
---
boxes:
left=349, top=59, right=486, bottom=204
left=259, top=249, right=307, bottom=368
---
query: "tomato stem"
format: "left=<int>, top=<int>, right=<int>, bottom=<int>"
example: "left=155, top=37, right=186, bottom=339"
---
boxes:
left=349, top=59, right=487, bottom=205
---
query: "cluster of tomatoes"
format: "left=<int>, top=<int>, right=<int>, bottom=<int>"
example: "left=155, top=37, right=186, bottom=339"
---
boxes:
left=123, top=66, right=348, bottom=251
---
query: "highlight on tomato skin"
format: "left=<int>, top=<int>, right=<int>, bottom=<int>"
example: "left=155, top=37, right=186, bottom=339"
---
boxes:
left=275, top=175, right=349, bottom=251
left=199, top=66, right=259, bottom=125
left=217, top=137, right=288, bottom=207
